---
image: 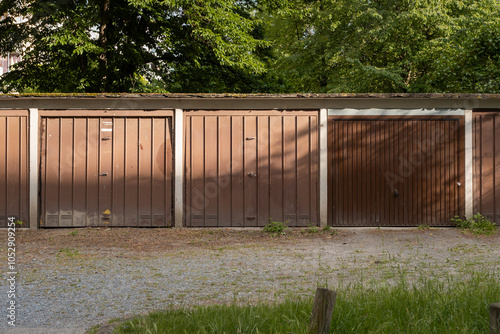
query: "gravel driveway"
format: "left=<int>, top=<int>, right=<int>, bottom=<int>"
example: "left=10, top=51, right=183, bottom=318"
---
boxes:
left=1, top=227, right=499, bottom=333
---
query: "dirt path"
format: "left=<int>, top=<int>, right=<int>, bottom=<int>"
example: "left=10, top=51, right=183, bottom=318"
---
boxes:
left=0, top=227, right=499, bottom=333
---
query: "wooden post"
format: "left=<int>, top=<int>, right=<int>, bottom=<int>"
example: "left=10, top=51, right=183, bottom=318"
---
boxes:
left=491, top=303, right=500, bottom=334
left=308, top=287, right=337, bottom=334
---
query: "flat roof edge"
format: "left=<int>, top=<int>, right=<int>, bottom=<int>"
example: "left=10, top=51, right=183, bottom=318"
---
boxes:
left=1, top=93, right=500, bottom=99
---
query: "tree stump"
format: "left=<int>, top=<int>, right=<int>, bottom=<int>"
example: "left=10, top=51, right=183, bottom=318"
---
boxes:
left=308, top=287, right=337, bottom=334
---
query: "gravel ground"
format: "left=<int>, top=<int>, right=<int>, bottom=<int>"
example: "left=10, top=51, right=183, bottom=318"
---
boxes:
left=0, top=227, right=499, bottom=333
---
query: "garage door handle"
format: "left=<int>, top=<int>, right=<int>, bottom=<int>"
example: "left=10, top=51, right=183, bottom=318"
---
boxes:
left=100, top=172, right=108, bottom=176
left=247, top=172, right=257, bottom=177
left=394, top=190, right=399, bottom=197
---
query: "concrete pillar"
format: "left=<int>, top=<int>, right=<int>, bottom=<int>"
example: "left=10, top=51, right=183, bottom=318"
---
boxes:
left=174, top=108, right=184, bottom=228
left=29, top=108, right=38, bottom=230
left=319, top=109, right=328, bottom=227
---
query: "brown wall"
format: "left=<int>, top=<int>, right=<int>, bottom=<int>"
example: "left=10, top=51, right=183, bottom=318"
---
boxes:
left=328, top=116, right=465, bottom=226
left=40, top=115, right=173, bottom=227
left=0, top=112, right=29, bottom=227
left=473, top=111, right=500, bottom=222
left=184, top=110, right=319, bottom=227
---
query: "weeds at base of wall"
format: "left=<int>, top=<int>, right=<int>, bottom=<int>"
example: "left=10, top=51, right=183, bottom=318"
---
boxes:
left=451, top=213, right=497, bottom=235
left=262, top=220, right=288, bottom=236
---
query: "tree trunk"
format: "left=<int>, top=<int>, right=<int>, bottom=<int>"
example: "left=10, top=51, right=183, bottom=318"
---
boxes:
left=98, top=0, right=111, bottom=92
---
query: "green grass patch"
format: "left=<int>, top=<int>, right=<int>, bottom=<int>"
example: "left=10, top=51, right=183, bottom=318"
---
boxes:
left=112, top=273, right=500, bottom=334
left=451, top=213, right=497, bottom=235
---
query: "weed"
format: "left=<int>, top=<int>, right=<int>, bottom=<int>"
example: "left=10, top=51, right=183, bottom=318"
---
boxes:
left=15, top=220, right=23, bottom=226
left=69, top=229, right=78, bottom=236
left=417, top=224, right=431, bottom=230
left=330, top=229, right=340, bottom=236
left=451, top=213, right=496, bottom=235
left=322, top=226, right=331, bottom=231
left=306, top=224, right=319, bottom=233
left=263, top=219, right=288, bottom=235
left=58, top=247, right=79, bottom=258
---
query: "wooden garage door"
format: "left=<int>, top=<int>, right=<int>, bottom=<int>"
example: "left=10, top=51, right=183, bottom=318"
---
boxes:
left=328, top=117, right=464, bottom=226
left=184, top=110, right=319, bottom=227
left=0, top=113, right=29, bottom=228
left=473, top=111, right=500, bottom=222
left=40, top=117, right=172, bottom=227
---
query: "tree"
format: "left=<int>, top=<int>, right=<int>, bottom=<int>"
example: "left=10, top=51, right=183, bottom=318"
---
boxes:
left=265, top=0, right=500, bottom=93
left=0, top=0, right=281, bottom=93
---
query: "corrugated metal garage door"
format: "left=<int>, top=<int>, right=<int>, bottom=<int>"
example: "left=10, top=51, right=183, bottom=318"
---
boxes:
left=473, top=111, right=500, bottom=222
left=40, top=116, right=172, bottom=227
left=184, top=110, right=319, bottom=227
left=0, top=112, right=29, bottom=228
left=328, top=117, right=464, bottom=226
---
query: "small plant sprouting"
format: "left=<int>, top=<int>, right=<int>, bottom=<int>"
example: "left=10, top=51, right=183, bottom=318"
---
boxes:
left=70, top=229, right=78, bottom=236
left=58, top=247, right=80, bottom=258
left=263, top=219, right=288, bottom=235
left=451, top=213, right=496, bottom=235
left=15, top=220, right=23, bottom=226
left=306, top=224, right=319, bottom=234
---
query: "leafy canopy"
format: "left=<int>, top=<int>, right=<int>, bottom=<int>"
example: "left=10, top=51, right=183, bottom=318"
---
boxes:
left=0, top=0, right=281, bottom=93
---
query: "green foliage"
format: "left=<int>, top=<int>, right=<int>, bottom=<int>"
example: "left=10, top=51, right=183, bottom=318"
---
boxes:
left=265, top=0, right=500, bottom=93
left=451, top=213, right=496, bottom=235
left=113, top=273, right=500, bottom=333
left=0, top=0, right=282, bottom=93
left=263, top=219, right=288, bottom=235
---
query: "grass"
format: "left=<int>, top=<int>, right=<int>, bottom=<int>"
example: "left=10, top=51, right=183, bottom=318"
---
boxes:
left=451, top=213, right=497, bottom=235
left=112, top=272, right=500, bottom=334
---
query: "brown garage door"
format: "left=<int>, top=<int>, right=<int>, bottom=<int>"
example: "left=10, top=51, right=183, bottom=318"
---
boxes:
left=473, top=111, right=500, bottom=222
left=40, top=116, right=172, bottom=227
left=0, top=113, right=29, bottom=228
left=328, top=117, right=464, bottom=226
left=184, top=110, right=319, bottom=227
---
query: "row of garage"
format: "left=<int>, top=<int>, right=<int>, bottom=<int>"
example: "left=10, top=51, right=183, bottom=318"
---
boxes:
left=0, top=94, right=499, bottom=228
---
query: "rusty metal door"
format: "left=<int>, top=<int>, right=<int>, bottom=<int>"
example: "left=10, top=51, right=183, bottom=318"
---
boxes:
left=40, top=117, right=172, bottom=227
left=184, top=111, right=319, bottom=227
left=473, top=111, right=500, bottom=222
left=328, top=117, right=464, bottom=226
left=0, top=113, right=29, bottom=228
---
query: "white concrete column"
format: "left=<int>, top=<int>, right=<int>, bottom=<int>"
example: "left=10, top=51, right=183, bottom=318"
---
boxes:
left=319, top=109, right=328, bottom=227
left=29, top=108, right=38, bottom=230
left=465, top=109, right=473, bottom=218
left=174, top=109, right=184, bottom=228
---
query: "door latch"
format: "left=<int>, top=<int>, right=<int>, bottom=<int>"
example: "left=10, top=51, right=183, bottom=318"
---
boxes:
left=247, top=172, right=257, bottom=177
left=100, top=172, right=108, bottom=176
left=394, top=190, right=399, bottom=197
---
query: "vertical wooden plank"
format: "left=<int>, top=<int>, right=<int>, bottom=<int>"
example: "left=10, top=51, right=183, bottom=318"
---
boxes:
left=124, top=118, right=138, bottom=226
left=112, top=118, right=126, bottom=227
left=269, top=116, right=283, bottom=224
left=190, top=116, right=205, bottom=227
left=244, top=116, right=257, bottom=226
left=44, top=118, right=61, bottom=227
left=73, top=118, right=88, bottom=227
left=151, top=118, right=167, bottom=227
left=165, top=117, right=173, bottom=226
left=0, top=117, right=6, bottom=226
left=204, top=116, right=219, bottom=226
left=58, top=118, right=74, bottom=227
left=137, top=118, right=152, bottom=226
left=327, top=118, right=333, bottom=226
left=284, top=116, right=297, bottom=226
left=218, top=116, right=232, bottom=227
left=257, top=116, right=270, bottom=227
left=184, top=116, right=192, bottom=226
left=19, top=116, right=28, bottom=226
left=7, top=117, right=21, bottom=221
left=310, top=115, right=319, bottom=225
left=296, top=116, right=311, bottom=226
left=231, top=116, right=244, bottom=226
left=86, top=118, right=100, bottom=226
